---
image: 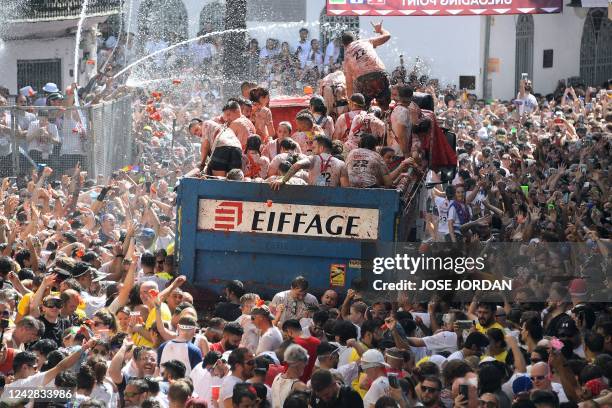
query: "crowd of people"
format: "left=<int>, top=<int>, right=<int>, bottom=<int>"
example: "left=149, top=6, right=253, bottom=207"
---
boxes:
left=0, top=11, right=609, bottom=408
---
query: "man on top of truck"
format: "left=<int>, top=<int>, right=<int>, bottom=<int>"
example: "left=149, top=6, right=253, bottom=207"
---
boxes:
left=342, top=21, right=391, bottom=111
left=270, top=135, right=349, bottom=189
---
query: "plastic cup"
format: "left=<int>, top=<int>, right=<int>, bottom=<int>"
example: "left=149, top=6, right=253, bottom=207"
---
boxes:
left=211, top=385, right=220, bottom=401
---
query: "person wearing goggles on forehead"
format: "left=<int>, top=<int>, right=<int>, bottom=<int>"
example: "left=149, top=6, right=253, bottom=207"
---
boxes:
left=314, top=341, right=359, bottom=386
left=158, top=316, right=202, bottom=377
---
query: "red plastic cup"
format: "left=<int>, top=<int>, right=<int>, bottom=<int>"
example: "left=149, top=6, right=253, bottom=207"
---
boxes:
left=211, top=385, right=220, bottom=400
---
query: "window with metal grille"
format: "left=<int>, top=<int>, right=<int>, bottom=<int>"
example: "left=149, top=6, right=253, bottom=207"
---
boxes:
left=580, top=8, right=612, bottom=87
left=515, top=14, right=534, bottom=95
left=247, top=0, right=306, bottom=22
left=17, top=59, right=62, bottom=94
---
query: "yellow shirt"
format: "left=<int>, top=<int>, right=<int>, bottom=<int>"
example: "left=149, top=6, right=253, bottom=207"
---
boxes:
left=17, top=293, right=32, bottom=316
left=132, top=303, right=171, bottom=347
left=350, top=342, right=370, bottom=398
left=482, top=350, right=508, bottom=363
left=17, top=291, right=87, bottom=318
left=352, top=372, right=369, bottom=398
left=475, top=321, right=504, bottom=334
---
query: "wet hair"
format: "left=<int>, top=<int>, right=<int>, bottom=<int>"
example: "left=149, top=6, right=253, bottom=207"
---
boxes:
left=296, top=112, right=314, bottom=126
left=77, top=363, right=96, bottom=390
left=310, top=96, right=327, bottom=115
left=523, top=316, right=543, bottom=342
left=314, top=135, right=333, bottom=151
left=478, top=364, right=503, bottom=394
left=249, top=87, right=269, bottom=103
left=530, top=390, right=559, bottom=408
left=398, top=85, right=414, bottom=101
left=291, top=276, right=309, bottom=290
left=30, top=339, right=58, bottom=357
left=246, top=135, right=263, bottom=153
left=333, top=320, right=358, bottom=344
left=224, top=322, right=244, bottom=337
left=232, top=383, right=257, bottom=404
left=226, top=279, right=245, bottom=298
left=278, top=121, right=292, bottom=134
left=228, top=347, right=250, bottom=370
left=280, top=138, right=298, bottom=151
left=584, top=331, right=605, bottom=354
left=282, top=391, right=309, bottom=408
left=94, top=309, right=117, bottom=332
left=13, top=351, right=37, bottom=373
left=168, top=379, right=192, bottom=404
left=226, top=169, right=244, bottom=181
left=442, top=360, right=473, bottom=387
left=278, top=161, right=293, bottom=175
left=341, top=31, right=356, bottom=46
left=310, top=369, right=334, bottom=392
left=413, top=117, right=432, bottom=134
left=282, top=319, right=302, bottom=332
left=358, top=133, right=378, bottom=150
left=222, top=101, right=241, bottom=112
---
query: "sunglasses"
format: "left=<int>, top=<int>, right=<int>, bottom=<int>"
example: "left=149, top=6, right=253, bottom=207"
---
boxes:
left=244, top=360, right=255, bottom=366
left=422, top=386, right=440, bottom=393
left=478, top=400, right=497, bottom=408
left=530, top=375, right=546, bottom=381
left=124, top=392, right=138, bottom=398
left=156, top=259, right=164, bottom=264
left=44, top=300, right=63, bottom=308
left=92, top=348, right=108, bottom=356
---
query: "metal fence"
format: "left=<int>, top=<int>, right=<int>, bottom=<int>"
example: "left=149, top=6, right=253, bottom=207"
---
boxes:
left=9, top=0, right=121, bottom=21
left=0, top=94, right=133, bottom=180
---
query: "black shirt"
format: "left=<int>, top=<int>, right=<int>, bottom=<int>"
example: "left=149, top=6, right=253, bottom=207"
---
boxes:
left=213, top=302, right=242, bottom=322
left=311, top=386, right=364, bottom=408
left=39, top=316, right=70, bottom=346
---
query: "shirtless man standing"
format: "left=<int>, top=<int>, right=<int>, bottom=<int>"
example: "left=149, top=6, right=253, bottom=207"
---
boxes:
left=342, top=21, right=391, bottom=111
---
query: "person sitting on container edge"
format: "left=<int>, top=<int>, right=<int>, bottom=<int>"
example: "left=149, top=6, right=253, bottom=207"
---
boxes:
left=269, top=136, right=348, bottom=189
left=344, top=133, right=411, bottom=188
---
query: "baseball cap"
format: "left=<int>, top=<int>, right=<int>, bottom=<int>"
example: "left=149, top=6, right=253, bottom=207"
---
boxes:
left=512, top=375, right=533, bottom=395
left=19, top=86, right=36, bottom=97
left=46, top=93, right=64, bottom=102
left=360, top=349, right=390, bottom=370
left=568, top=278, right=587, bottom=297
left=42, top=83, right=60, bottom=93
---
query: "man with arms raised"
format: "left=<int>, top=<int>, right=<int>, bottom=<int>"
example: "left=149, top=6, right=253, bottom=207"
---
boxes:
left=342, top=22, right=391, bottom=110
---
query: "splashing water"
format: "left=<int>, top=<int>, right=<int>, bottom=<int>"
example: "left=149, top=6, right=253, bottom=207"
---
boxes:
left=114, top=20, right=321, bottom=80
left=73, top=0, right=91, bottom=86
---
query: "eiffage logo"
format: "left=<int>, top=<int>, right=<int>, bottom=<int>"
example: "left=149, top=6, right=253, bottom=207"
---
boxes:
left=214, top=201, right=243, bottom=230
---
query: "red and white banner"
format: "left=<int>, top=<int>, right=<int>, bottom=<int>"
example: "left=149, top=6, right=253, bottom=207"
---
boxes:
left=327, top=0, right=562, bottom=16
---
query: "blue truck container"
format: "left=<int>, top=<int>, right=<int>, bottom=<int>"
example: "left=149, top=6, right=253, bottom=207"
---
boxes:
left=176, top=177, right=417, bottom=299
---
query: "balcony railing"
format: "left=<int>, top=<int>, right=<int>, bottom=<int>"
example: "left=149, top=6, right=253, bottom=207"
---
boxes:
left=10, top=0, right=121, bottom=21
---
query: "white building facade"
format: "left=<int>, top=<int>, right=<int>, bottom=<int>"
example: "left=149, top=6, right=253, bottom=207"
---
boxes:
left=125, top=0, right=611, bottom=98
left=1, top=0, right=610, bottom=99
left=0, top=1, right=120, bottom=95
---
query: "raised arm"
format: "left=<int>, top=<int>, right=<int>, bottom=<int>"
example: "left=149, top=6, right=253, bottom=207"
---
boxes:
left=369, top=21, right=391, bottom=48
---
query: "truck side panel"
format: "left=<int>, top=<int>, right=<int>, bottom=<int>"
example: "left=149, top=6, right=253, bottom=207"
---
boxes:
left=176, top=178, right=400, bottom=297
